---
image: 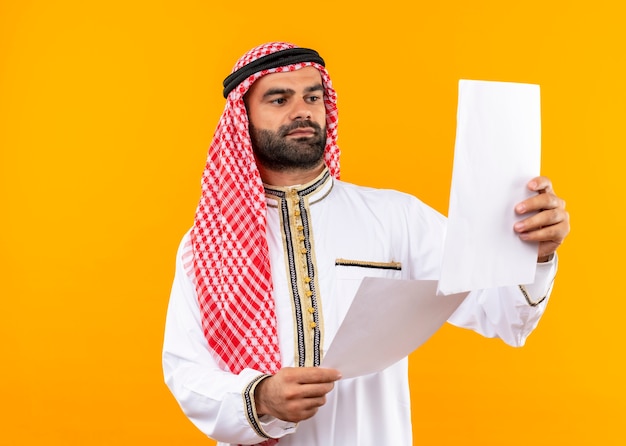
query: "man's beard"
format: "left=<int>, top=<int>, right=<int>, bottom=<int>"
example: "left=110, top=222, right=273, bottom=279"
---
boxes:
left=249, top=120, right=326, bottom=172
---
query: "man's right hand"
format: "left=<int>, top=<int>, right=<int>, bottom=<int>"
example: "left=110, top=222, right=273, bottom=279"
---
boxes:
left=254, top=367, right=342, bottom=423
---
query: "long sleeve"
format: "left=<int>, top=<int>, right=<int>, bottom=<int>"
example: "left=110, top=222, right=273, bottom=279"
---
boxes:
left=162, top=235, right=297, bottom=445
left=447, top=256, right=557, bottom=346
left=399, top=192, right=558, bottom=347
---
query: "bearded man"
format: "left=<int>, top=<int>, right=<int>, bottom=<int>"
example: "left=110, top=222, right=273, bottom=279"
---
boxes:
left=162, top=42, right=570, bottom=446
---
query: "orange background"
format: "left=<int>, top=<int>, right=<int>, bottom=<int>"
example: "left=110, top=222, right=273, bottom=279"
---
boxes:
left=1, top=1, right=624, bottom=445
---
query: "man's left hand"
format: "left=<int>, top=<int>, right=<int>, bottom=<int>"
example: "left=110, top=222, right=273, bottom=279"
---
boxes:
left=514, top=176, right=570, bottom=262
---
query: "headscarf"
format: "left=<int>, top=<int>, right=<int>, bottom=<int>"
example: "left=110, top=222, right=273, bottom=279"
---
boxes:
left=183, top=42, right=340, bottom=376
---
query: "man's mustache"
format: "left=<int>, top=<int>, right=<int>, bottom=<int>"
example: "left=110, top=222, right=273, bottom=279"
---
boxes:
left=279, top=121, right=323, bottom=137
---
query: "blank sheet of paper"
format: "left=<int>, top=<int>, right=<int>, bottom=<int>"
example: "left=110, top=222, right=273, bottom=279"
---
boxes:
left=438, top=80, right=541, bottom=295
left=321, top=278, right=468, bottom=379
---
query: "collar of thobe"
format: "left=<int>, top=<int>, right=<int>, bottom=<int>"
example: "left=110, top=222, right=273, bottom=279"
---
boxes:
left=264, top=166, right=334, bottom=206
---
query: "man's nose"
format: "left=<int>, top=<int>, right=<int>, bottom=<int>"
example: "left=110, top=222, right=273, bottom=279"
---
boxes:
left=289, top=100, right=312, bottom=121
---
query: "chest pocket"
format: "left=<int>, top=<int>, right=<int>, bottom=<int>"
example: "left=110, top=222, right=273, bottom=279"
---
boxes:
left=335, top=258, right=402, bottom=280
left=326, top=258, right=404, bottom=342
left=334, top=258, right=403, bottom=301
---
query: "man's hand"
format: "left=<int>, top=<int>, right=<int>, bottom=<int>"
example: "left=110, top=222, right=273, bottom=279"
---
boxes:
left=514, top=176, right=570, bottom=262
left=255, top=367, right=341, bottom=423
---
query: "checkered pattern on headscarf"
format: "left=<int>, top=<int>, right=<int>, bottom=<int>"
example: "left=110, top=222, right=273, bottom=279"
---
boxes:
left=183, top=42, right=340, bottom=377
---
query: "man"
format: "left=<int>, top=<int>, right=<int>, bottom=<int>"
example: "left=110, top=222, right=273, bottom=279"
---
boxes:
left=162, top=42, right=569, bottom=446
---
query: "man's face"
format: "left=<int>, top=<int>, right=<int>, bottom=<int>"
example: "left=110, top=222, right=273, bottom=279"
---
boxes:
left=245, top=66, right=327, bottom=172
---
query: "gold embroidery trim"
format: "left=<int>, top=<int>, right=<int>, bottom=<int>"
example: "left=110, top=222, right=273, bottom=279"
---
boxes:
left=518, top=284, right=548, bottom=307
left=335, top=258, right=402, bottom=270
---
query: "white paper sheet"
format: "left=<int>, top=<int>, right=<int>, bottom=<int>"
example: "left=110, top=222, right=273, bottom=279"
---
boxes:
left=321, top=278, right=468, bottom=379
left=438, top=80, right=541, bottom=295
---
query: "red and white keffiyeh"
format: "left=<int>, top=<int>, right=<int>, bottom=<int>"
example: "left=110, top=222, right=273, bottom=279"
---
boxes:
left=183, top=42, right=340, bottom=376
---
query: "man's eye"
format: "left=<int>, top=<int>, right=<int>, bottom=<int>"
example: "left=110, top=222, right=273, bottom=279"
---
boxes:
left=271, top=98, right=286, bottom=105
left=307, top=95, right=321, bottom=102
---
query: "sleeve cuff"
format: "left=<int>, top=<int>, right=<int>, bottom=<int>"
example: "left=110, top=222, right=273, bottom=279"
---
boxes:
left=520, top=253, right=558, bottom=306
left=243, top=374, right=274, bottom=440
left=242, top=374, right=298, bottom=441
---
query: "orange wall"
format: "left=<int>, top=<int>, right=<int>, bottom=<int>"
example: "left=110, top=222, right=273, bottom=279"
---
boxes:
left=1, top=1, right=624, bottom=445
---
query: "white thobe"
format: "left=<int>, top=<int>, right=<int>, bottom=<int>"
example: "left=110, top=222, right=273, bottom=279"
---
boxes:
left=162, top=168, right=556, bottom=445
